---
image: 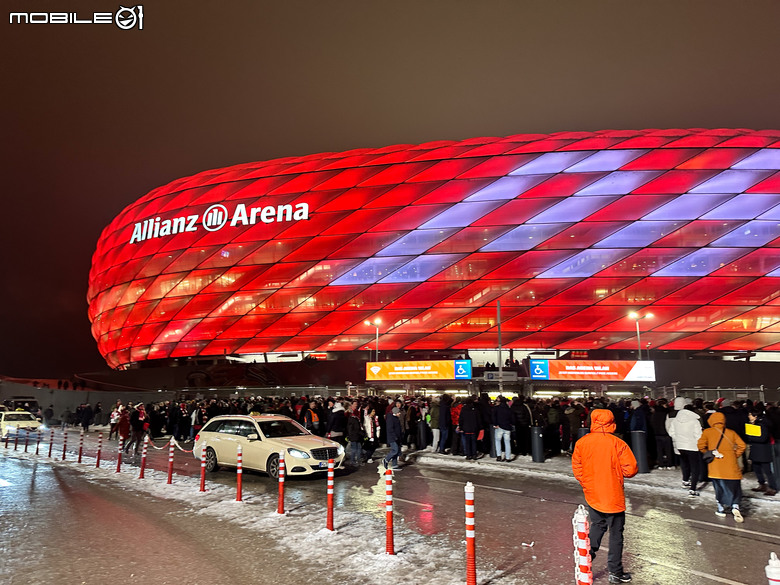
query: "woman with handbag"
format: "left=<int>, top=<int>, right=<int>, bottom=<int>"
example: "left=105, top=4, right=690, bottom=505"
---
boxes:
left=697, top=412, right=747, bottom=522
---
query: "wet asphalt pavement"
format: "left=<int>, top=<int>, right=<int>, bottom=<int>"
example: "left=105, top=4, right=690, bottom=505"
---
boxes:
left=1, top=430, right=779, bottom=585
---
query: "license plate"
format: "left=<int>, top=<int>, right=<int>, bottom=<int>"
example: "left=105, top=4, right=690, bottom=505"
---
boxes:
left=319, top=461, right=327, bottom=468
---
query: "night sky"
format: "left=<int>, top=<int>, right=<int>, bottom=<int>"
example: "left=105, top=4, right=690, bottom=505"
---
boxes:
left=4, top=0, right=780, bottom=377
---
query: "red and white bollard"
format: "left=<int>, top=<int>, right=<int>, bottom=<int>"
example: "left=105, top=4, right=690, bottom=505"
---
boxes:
left=236, top=444, right=243, bottom=502
left=78, top=429, right=84, bottom=463
left=61, top=430, right=68, bottom=461
left=14, top=432, right=19, bottom=451
left=573, top=504, right=593, bottom=585
left=24, top=432, right=29, bottom=453
left=4, top=433, right=9, bottom=448
left=138, top=435, right=149, bottom=479
left=96, top=433, right=103, bottom=468
left=199, top=442, right=207, bottom=492
left=277, top=450, right=285, bottom=514
left=465, top=482, right=477, bottom=585
left=116, top=438, right=124, bottom=473
left=48, top=428, right=54, bottom=458
left=385, top=468, right=395, bottom=555
left=326, top=458, right=335, bottom=531
left=166, top=437, right=175, bottom=484
left=36, top=431, right=41, bottom=455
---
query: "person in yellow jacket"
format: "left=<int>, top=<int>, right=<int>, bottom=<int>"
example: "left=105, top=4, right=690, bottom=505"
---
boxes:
left=697, top=411, right=746, bottom=521
left=572, top=409, right=638, bottom=584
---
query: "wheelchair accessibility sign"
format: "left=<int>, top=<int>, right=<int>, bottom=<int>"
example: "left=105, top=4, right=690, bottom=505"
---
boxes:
left=454, top=360, right=472, bottom=379
left=530, top=360, right=550, bottom=380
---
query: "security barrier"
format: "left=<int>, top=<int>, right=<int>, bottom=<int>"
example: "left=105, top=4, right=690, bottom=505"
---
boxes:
left=78, top=430, right=84, bottom=463
left=326, top=458, right=334, bottom=531
left=277, top=450, right=285, bottom=515
left=199, top=442, right=207, bottom=493
left=385, top=468, right=394, bottom=555
left=465, top=481, right=476, bottom=585
left=236, top=444, right=243, bottom=502
left=96, top=433, right=103, bottom=468
left=138, top=435, right=149, bottom=479
left=573, top=504, right=593, bottom=585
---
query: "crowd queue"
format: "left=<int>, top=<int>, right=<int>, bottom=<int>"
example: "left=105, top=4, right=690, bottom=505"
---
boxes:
left=45, top=393, right=779, bottom=513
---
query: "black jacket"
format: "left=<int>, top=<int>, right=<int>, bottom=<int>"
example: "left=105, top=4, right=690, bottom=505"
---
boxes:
left=459, top=402, right=482, bottom=434
left=492, top=402, right=514, bottom=431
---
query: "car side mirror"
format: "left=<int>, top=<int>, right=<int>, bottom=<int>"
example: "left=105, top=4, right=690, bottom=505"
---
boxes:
left=247, top=433, right=260, bottom=441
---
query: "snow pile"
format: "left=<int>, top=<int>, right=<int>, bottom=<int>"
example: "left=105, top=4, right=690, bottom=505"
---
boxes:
left=2, top=448, right=504, bottom=585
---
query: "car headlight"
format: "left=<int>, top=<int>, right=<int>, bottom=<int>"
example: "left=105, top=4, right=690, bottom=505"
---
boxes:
left=39, top=425, right=48, bottom=431
left=287, top=448, right=310, bottom=459
left=336, top=444, right=345, bottom=456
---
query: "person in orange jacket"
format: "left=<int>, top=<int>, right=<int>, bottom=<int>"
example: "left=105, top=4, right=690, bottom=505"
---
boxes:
left=572, top=408, right=638, bottom=584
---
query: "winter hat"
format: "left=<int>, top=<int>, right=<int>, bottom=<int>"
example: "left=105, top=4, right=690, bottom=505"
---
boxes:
left=392, top=407, right=400, bottom=415
left=718, top=398, right=732, bottom=408
left=673, top=397, right=688, bottom=410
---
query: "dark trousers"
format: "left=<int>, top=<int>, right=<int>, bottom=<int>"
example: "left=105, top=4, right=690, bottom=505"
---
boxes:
left=655, top=435, right=673, bottom=467
left=754, top=461, right=778, bottom=490
left=439, top=426, right=449, bottom=452
left=679, top=449, right=701, bottom=490
left=463, top=433, right=477, bottom=458
left=588, top=506, right=626, bottom=575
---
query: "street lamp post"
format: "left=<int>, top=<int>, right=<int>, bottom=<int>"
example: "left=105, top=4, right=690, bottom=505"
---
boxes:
left=628, top=312, right=653, bottom=360
left=364, top=318, right=381, bottom=361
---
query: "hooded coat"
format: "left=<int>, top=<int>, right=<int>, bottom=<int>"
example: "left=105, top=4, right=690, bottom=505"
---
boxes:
left=697, top=412, right=745, bottom=480
left=572, top=409, right=638, bottom=513
left=668, top=408, right=702, bottom=453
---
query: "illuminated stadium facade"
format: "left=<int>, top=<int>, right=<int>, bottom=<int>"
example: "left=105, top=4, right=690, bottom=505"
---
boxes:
left=88, top=129, right=780, bottom=371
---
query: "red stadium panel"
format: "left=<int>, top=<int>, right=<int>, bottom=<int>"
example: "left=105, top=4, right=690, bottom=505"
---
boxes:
left=88, top=129, right=780, bottom=367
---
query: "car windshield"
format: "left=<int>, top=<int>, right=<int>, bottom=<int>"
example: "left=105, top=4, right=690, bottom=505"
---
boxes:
left=257, top=419, right=309, bottom=438
left=4, top=413, right=37, bottom=422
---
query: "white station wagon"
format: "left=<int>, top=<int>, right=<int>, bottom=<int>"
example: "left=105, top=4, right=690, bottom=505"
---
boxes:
left=0, top=411, right=44, bottom=438
left=194, top=414, right=345, bottom=478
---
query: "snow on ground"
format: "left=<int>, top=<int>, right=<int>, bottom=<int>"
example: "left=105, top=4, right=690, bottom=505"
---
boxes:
left=2, top=447, right=503, bottom=585
left=411, top=450, right=780, bottom=519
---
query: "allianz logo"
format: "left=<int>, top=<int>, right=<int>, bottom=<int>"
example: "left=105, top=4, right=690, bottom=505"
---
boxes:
left=129, top=202, right=309, bottom=244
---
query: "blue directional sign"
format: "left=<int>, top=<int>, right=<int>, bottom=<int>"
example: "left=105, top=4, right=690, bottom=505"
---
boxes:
left=529, top=359, right=550, bottom=380
left=454, top=360, right=472, bottom=379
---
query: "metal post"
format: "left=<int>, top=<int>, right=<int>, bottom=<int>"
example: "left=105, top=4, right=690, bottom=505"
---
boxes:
left=199, top=442, right=207, bottom=492
left=326, top=458, right=334, bottom=531
left=375, top=326, right=379, bottom=362
left=116, top=438, right=123, bottom=472
left=236, top=444, right=243, bottom=502
left=61, top=430, right=67, bottom=460
left=573, top=504, right=593, bottom=585
left=635, top=318, right=642, bottom=360
left=497, top=300, right=503, bottom=394
left=48, top=428, right=54, bottom=458
left=24, top=433, right=29, bottom=453
left=385, top=468, right=395, bottom=555
left=36, top=432, right=41, bottom=455
left=167, top=438, right=174, bottom=484
left=465, top=482, right=477, bottom=585
left=96, top=433, right=103, bottom=468
left=277, top=450, right=286, bottom=514
left=78, top=429, right=84, bottom=463
left=139, top=435, right=149, bottom=479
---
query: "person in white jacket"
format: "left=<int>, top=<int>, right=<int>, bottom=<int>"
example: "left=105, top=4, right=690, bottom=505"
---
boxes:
left=667, top=397, right=703, bottom=496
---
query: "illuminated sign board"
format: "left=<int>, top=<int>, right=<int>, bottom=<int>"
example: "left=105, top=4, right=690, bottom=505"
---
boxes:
left=366, top=360, right=472, bottom=381
left=529, top=360, right=655, bottom=382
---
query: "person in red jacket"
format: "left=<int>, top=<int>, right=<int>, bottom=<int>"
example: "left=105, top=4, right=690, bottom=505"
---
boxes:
left=572, top=408, right=638, bottom=584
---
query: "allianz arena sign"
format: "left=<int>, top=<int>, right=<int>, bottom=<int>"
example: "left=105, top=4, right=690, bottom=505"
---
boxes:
left=89, top=129, right=780, bottom=369
left=129, top=202, right=310, bottom=243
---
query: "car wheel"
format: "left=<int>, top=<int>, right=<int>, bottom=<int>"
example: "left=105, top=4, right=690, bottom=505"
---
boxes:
left=266, top=453, right=279, bottom=479
left=205, top=447, right=219, bottom=472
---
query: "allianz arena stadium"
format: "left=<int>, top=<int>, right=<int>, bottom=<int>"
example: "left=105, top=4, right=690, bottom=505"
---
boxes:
left=88, top=128, right=780, bottom=369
